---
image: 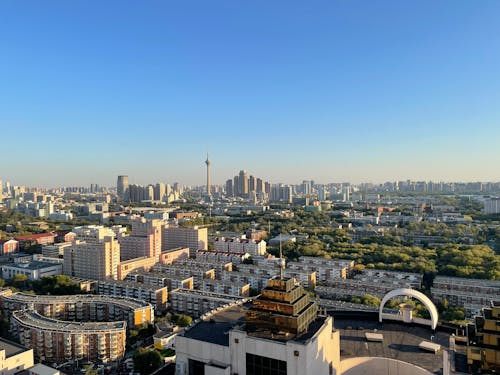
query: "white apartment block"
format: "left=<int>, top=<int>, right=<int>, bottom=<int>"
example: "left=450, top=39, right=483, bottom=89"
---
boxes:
left=214, top=237, right=267, bottom=256
left=484, top=197, right=500, bottom=214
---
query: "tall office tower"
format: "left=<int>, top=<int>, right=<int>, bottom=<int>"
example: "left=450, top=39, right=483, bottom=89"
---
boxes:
left=119, top=218, right=163, bottom=261
left=64, top=226, right=120, bottom=280
left=233, top=175, right=240, bottom=197
left=265, top=181, right=271, bottom=194
left=154, top=183, right=166, bottom=202
left=0, top=180, right=3, bottom=201
left=117, top=175, right=129, bottom=201
left=162, top=225, right=208, bottom=257
left=318, top=186, right=327, bottom=201
left=205, top=154, right=211, bottom=197
left=256, top=178, right=264, bottom=193
left=239, top=170, right=249, bottom=197
left=146, top=184, right=155, bottom=201
left=302, top=180, right=312, bottom=195
left=226, top=179, right=233, bottom=197
left=249, top=175, right=256, bottom=193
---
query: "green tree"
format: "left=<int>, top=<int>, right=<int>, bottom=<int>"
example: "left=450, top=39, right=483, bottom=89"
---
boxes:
left=133, top=348, right=163, bottom=375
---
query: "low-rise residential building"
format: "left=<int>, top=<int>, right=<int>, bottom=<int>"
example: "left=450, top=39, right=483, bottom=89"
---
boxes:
left=117, top=256, right=157, bottom=280
left=201, top=279, right=250, bottom=297
left=14, top=233, right=55, bottom=248
left=97, top=279, right=168, bottom=310
left=0, top=239, right=19, bottom=256
left=125, top=271, right=194, bottom=290
left=152, top=264, right=215, bottom=288
left=221, top=270, right=270, bottom=291
left=158, top=247, right=190, bottom=264
left=214, top=237, right=267, bottom=256
left=195, top=249, right=249, bottom=264
left=169, top=288, right=243, bottom=317
left=431, top=276, right=500, bottom=316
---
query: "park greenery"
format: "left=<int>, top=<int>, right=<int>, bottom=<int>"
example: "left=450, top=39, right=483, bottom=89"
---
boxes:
left=132, top=347, right=163, bottom=375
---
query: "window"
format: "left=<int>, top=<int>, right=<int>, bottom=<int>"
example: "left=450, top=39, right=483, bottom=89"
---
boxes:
left=246, top=353, right=287, bottom=375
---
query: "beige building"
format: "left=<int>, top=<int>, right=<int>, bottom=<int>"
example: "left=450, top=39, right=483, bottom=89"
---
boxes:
left=0, top=338, right=34, bottom=375
left=119, top=218, right=162, bottom=261
left=162, top=225, right=207, bottom=257
left=63, top=237, right=120, bottom=280
left=97, top=279, right=168, bottom=310
left=159, top=247, right=190, bottom=265
left=117, top=256, right=157, bottom=280
left=11, top=310, right=126, bottom=364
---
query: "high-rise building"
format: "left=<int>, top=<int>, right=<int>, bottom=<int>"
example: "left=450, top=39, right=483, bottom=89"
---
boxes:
left=226, top=179, right=233, bottom=197
left=154, top=183, right=166, bottom=202
left=239, top=170, right=249, bottom=197
left=117, top=175, right=129, bottom=201
left=119, top=218, right=163, bottom=261
left=162, top=225, right=208, bottom=257
left=63, top=226, right=120, bottom=280
left=249, top=175, right=256, bottom=193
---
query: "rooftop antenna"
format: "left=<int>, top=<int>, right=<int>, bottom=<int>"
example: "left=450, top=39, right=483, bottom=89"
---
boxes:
left=279, top=233, right=285, bottom=280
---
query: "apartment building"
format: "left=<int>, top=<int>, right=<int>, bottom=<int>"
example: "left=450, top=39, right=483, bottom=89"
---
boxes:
left=117, top=256, right=157, bottom=280
left=201, top=279, right=250, bottom=297
left=161, top=225, right=207, bottom=256
left=158, top=247, right=190, bottom=264
left=97, top=279, right=167, bottom=310
left=152, top=264, right=215, bottom=288
left=41, top=242, right=71, bottom=258
left=1, top=293, right=153, bottom=328
left=213, top=237, right=267, bottom=256
left=0, top=239, right=19, bottom=256
left=290, top=256, right=354, bottom=282
left=118, top=218, right=162, bottom=261
left=11, top=310, right=126, bottom=364
left=169, top=288, right=243, bottom=317
left=431, top=276, right=500, bottom=316
left=172, top=259, right=232, bottom=279
left=467, top=301, right=500, bottom=373
left=195, top=249, right=249, bottom=264
left=125, top=271, right=194, bottom=290
left=63, top=237, right=120, bottom=281
left=221, top=270, right=270, bottom=291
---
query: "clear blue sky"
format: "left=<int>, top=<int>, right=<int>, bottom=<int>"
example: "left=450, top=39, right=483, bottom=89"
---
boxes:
left=1, top=0, right=499, bottom=187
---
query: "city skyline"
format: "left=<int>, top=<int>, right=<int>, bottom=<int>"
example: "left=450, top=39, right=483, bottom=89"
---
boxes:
left=1, top=1, right=500, bottom=186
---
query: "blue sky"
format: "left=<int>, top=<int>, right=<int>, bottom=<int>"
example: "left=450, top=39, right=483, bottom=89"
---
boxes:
left=1, top=1, right=499, bottom=187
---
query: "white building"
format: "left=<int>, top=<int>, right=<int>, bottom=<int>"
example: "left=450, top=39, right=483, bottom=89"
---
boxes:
left=484, top=197, right=500, bottom=214
left=214, top=237, right=266, bottom=256
left=1, top=261, right=62, bottom=281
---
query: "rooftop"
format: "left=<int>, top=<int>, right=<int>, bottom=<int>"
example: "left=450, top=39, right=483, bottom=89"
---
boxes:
left=182, top=302, right=327, bottom=346
left=335, top=317, right=450, bottom=374
left=12, top=310, right=126, bottom=332
left=0, top=337, right=30, bottom=358
left=4, top=292, right=152, bottom=310
left=2, top=261, right=61, bottom=270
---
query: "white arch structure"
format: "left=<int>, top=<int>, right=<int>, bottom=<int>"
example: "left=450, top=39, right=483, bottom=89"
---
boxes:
left=379, top=288, right=438, bottom=330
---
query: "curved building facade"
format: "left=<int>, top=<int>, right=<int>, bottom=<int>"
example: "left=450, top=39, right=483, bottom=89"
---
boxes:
left=11, top=310, right=126, bottom=363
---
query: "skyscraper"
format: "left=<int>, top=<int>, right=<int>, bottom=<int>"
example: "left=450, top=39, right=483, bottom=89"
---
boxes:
left=239, top=170, right=249, bottom=197
left=205, top=154, right=211, bottom=197
left=117, top=175, right=129, bottom=201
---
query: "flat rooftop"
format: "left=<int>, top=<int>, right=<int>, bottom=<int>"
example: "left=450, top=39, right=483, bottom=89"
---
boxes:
left=182, top=303, right=327, bottom=346
left=335, top=318, right=450, bottom=374
left=0, top=337, right=30, bottom=357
